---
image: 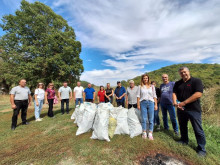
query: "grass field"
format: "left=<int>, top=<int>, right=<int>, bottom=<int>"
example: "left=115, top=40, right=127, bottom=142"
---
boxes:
left=0, top=95, right=219, bottom=165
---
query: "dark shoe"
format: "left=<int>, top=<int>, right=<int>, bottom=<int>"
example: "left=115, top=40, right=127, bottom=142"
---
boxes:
left=197, top=150, right=206, bottom=157
left=11, top=126, right=16, bottom=130
left=174, top=131, right=180, bottom=136
left=66, top=112, right=69, bottom=114
left=177, top=140, right=188, bottom=145
left=22, top=122, right=29, bottom=125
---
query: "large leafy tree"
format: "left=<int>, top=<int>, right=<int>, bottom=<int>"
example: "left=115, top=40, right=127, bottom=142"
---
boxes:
left=0, top=0, right=83, bottom=91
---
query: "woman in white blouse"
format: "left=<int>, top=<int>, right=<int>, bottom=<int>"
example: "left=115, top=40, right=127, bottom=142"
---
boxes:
left=34, top=83, right=45, bottom=121
left=137, top=74, right=157, bottom=140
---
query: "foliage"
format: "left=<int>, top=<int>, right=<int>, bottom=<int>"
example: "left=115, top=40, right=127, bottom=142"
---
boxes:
left=0, top=0, right=83, bottom=91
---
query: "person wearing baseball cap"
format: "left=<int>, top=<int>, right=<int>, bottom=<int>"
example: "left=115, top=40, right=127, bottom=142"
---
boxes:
left=114, top=81, right=126, bottom=107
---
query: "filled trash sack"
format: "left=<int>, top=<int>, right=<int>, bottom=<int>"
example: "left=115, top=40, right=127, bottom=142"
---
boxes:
left=114, top=106, right=129, bottom=135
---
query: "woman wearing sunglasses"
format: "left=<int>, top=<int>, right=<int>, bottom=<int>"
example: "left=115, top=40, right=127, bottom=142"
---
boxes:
left=45, top=83, right=56, bottom=117
left=34, top=83, right=45, bottom=121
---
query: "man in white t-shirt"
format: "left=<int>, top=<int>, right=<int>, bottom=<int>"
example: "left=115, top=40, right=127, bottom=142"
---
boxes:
left=73, top=82, right=84, bottom=106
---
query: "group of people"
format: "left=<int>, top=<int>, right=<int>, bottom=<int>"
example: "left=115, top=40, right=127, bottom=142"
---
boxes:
left=9, top=66, right=206, bottom=156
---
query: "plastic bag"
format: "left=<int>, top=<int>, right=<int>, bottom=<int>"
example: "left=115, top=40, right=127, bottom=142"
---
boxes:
left=114, top=106, right=129, bottom=135
left=108, top=117, right=117, bottom=138
left=127, top=107, right=142, bottom=138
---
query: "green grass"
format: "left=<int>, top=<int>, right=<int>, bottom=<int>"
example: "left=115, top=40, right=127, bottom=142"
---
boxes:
left=0, top=95, right=220, bottom=165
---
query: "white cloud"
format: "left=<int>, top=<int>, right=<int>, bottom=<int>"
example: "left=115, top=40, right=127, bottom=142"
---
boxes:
left=51, top=0, right=220, bottom=85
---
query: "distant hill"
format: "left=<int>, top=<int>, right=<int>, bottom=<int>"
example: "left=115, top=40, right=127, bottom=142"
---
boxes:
left=129, top=63, right=220, bottom=88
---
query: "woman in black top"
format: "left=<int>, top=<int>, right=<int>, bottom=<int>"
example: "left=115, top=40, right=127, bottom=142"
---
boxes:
left=105, top=83, right=114, bottom=103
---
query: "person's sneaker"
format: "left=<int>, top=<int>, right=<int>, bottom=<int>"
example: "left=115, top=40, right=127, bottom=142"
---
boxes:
left=66, top=112, right=69, bottom=114
left=148, top=133, right=154, bottom=140
left=177, top=140, right=188, bottom=145
left=197, top=150, right=206, bottom=157
left=35, top=118, right=42, bottom=122
left=142, top=132, right=147, bottom=139
left=22, top=122, right=29, bottom=125
left=157, top=125, right=161, bottom=131
left=174, top=131, right=179, bottom=136
left=11, top=126, right=16, bottom=130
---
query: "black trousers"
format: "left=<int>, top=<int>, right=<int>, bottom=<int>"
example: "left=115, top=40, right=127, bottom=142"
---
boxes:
left=48, top=99, right=54, bottom=117
left=85, top=99, right=93, bottom=103
left=177, top=109, right=206, bottom=152
left=117, top=101, right=125, bottom=108
left=61, top=99, right=69, bottom=113
left=12, top=100, right=28, bottom=127
left=128, top=104, right=137, bottom=109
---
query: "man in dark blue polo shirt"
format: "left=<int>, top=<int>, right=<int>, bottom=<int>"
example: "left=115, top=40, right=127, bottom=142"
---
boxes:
left=84, top=83, right=95, bottom=103
left=173, top=67, right=206, bottom=157
left=114, top=81, right=126, bottom=107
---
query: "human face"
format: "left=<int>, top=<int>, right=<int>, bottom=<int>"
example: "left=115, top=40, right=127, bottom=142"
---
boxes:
left=63, top=82, right=67, bottom=87
left=152, top=82, right=156, bottom=87
left=88, top=84, right=91, bottom=88
left=39, top=83, right=43, bottom=89
left=117, top=82, right=121, bottom=87
left=49, top=84, right=54, bottom=89
left=77, top=82, right=81, bottom=86
left=143, top=76, right=149, bottom=84
left=101, top=87, right=104, bottom=91
left=130, top=82, right=134, bottom=88
left=19, top=80, right=26, bottom=87
left=107, top=83, right=110, bottom=88
left=179, top=68, right=190, bottom=81
left=162, top=74, right=169, bottom=84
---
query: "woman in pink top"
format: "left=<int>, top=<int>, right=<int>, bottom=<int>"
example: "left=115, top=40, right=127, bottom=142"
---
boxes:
left=45, top=83, right=56, bottom=117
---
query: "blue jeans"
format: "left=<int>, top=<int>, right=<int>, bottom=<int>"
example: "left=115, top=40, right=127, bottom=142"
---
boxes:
left=140, top=100, right=154, bottom=132
left=61, top=99, right=69, bottom=113
left=75, top=98, right=83, bottom=106
left=154, top=103, right=160, bottom=125
left=160, top=103, right=178, bottom=132
left=177, top=110, right=206, bottom=152
left=34, top=99, right=44, bottom=119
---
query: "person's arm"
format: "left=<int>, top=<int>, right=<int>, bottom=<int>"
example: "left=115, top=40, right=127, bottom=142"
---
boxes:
left=34, top=94, right=39, bottom=106
left=73, top=91, right=76, bottom=101
left=10, top=94, right=17, bottom=109
left=126, top=94, right=128, bottom=106
left=69, top=90, right=72, bottom=100
left=154, top=97, right=157, bottom=110
left=173, top=93, right=177, bottom=106
left=45, top=91, right=48, bottom=104
left=83, top=92, right=85, bottom=101
left=28, top=94, right=32, bottom=106
left=137, top=97, right=140, bottom=110
left=97, top=94, right=100, bottom=103
left=178, top=92, right=202, bottom=109
left=93, top=92, right=96, bottom=101
left=58, top=92, right=61, bottom=101
left=119, top=88, right=126, bottom=99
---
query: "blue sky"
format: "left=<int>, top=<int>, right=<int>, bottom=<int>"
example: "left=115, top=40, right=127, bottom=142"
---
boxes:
left=1, top=0, right=220, bottom=85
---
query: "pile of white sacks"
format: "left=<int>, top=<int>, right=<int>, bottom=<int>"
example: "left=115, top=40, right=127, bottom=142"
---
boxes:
left=71, top=102, right=142, bottom=142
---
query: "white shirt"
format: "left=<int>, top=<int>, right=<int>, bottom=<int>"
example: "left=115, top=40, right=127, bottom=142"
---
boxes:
left=74, top=86, right=84, bottom=98
left=137, top=85, right=157, bottom=102
left=35, top=88, right=45, bottom=100
left=126, top=86, right=138, bottom=104
left=58, top=86, right=72, bottom=99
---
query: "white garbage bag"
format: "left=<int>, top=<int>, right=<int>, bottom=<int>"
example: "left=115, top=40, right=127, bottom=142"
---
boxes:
left=75, top=103, right=85, bottom=125
left=76, top=102, right=97, bottom=135
left=127, top=107, right=142, bottom=138
left=71, top=105, right=79, bottom=120
left=91, top=103, right=110, bottom=142
left=114, top=106, right=129, bottom=135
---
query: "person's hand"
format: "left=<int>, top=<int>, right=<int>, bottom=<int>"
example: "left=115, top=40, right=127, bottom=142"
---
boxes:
left=28, top=102, right=32, bottom=106
left=116, top=97, right=118, bottom=100
left=59, top=98, right=62, bottom=101
left=119, top=96, right=122, bottom=99
left=107, top=96, right=110, bottom=100
left=36, top=102, right=39, bottom=106
left=137, top=105, right=141, bottom=110
left=46, top=101, right=48, bottom=104
left=126, top=101, right=128, bottom=106
left=11, top=104, right=17, bottom=109
left=93, top=98, right=95, bottom=101
left=154, top=105, right=158, bottom=111
left=69, top=97, right=72, bottom=100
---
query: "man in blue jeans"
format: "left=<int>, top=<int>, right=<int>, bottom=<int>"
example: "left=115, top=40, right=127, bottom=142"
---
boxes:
left=160, top=74, right=179, bottom=135
left=114, top=81, right=126, bottom=107
left=173, top=67, right=206, bottom=157
left=73, top=82, right=84, bottom=106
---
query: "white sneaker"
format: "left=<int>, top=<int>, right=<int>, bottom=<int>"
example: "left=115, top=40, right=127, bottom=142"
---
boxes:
left=142, top=132, right=147, bottom=139
left=148, top=133, right=154, bottom=140
left=35, top=118, right=42, bottom=121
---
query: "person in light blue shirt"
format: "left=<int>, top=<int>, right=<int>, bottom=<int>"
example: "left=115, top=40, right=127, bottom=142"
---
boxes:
left=58, top=82, right=72, bottom=114
left=114, top=81, right=126, bottom=107
left=84, top=83, right=95, bottom=103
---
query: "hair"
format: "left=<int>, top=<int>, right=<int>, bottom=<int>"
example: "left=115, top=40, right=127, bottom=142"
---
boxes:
left=151, top=81, right=156, bottom=85
left=100, top=85, right=104, bottom=90
left=63, top=81, right=68, bottom=83
left=37, top=82, right=45, bottom=89
left=19, top=79, right=26, bottom=83
left=141, top=74, right=151, bottom=86
left=47, top=83, right=55, bottom=90
left=178, top=66, right=189, bottom=72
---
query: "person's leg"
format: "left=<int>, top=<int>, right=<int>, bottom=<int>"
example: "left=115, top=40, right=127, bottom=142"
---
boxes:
left=48, top=99, right=54, bottom=117
left=80, top=98, right=83, bottom=104
left=133, top=104, right=137, bottom=108
left=121, top=101, right=125, bottom=108
left=177, top=110, right=189, bottom=143
left=140, top=101, right=147, bottom=131
left=117, top=101, right=121, bottom=107
left=167, top=104, right=179, bottom=133
left=34, top=100, right=40, bottom=119
left=128, top=104, right=132, bottom=109
left=188, top=111, right=206, bottom=153
left=161, top=103, right=169, bottom=130
left=157, top=103, right=160, bottom=125
left=75, top=98, right=79, bottom=107
left=66, top=99, right=69, bottom=113
left=21, top=100, right=28, bottom=124
left=12, top=101, right=22, bottom=128
left=61, top=99, right=64, bottom=114
left=38, top=100, right=43, bottom=118
left=148, top=101, right=155, bottom=132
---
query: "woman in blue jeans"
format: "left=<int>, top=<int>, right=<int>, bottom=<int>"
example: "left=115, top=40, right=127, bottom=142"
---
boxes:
left=34, top=83, right=45, bottom=121
left=137, top=74, right=157, bottom=140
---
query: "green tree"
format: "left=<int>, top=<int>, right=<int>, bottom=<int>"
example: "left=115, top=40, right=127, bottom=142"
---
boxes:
left=0, top=0, right=83, bottom=91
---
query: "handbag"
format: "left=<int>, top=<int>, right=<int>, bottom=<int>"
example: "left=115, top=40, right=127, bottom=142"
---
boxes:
left=54, top=95, right=58, bottom=104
